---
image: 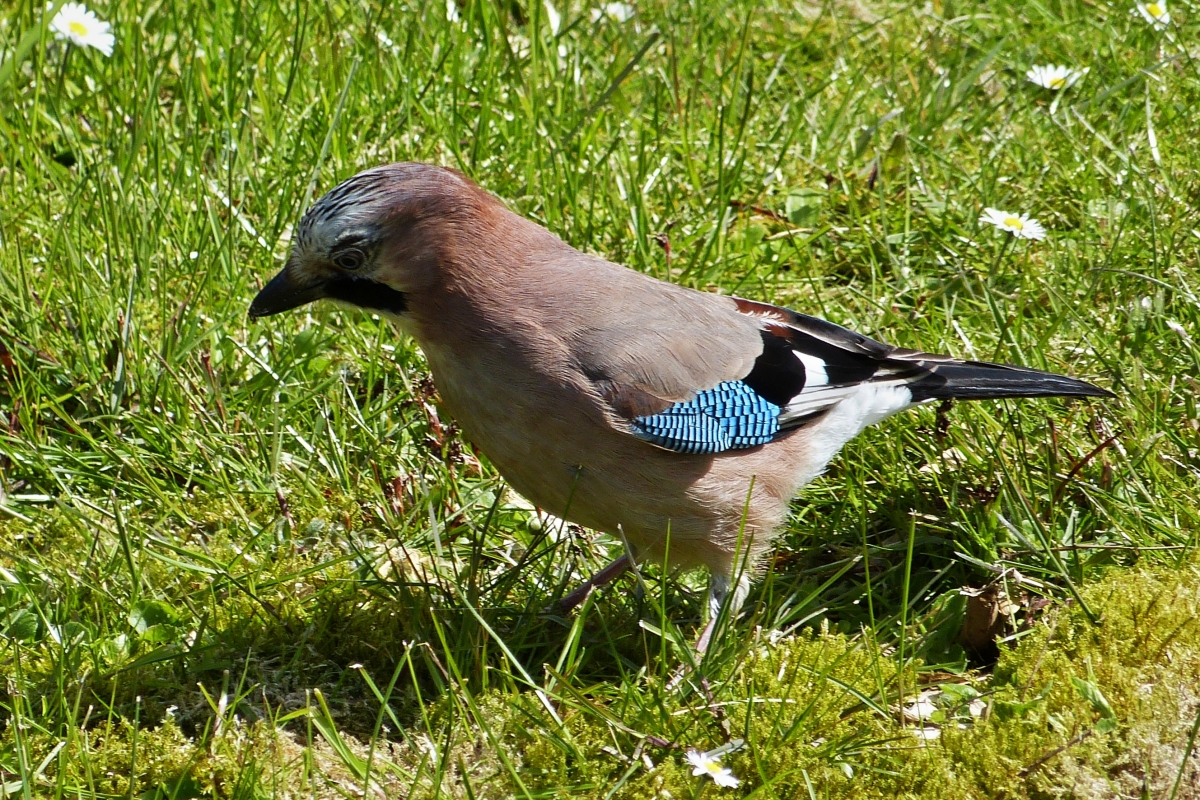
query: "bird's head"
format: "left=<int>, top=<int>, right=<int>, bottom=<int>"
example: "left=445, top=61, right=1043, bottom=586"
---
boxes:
left=248, top=163, right=489, bottom=321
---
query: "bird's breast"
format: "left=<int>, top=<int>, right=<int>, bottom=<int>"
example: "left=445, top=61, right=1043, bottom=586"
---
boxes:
left=399, top=291, right=795, bottom=570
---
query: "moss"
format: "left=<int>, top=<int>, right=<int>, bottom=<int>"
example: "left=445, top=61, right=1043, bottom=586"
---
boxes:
left=861, top=561, right=1200, bottom=799
left=5, top=716, right=425, bottom=798
left=393, top=562, right=1200, bottom=799
left=9, top=718, right=248, bottom=797
left=6, top=535, right=1200, bottom=798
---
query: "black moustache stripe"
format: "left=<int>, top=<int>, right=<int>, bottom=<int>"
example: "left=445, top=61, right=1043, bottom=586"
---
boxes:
left=324, top=276, right=408, bottom=315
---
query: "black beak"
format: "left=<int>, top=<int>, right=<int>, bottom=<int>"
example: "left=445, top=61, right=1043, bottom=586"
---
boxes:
left=248, top=268, right=329, bottom=318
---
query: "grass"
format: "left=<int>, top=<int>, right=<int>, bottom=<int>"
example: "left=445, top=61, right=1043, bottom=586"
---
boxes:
left=1, top=0, right=1199, bottom=795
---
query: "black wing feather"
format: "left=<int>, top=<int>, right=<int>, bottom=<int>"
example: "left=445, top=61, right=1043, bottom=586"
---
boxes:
left=732, top=298, right=1111, bottom=423
left=740, top=331, right=806, bottom=406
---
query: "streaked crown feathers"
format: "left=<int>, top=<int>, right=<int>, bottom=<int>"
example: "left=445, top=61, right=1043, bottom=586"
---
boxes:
left=294, top=168, right=397, bottom=253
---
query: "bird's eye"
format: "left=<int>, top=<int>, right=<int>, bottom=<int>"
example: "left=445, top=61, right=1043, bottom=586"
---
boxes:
left=333, top=248, right=365, bottom=271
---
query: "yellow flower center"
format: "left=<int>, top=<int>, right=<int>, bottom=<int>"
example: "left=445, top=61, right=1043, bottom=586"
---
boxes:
left=1049, top=76, right=1067, bottom=88
left=1147, top=2, right=1163, bottom=16
left=1004, top=217, right=1024, bottom=230
left=69, top=20, right=90, bottom=37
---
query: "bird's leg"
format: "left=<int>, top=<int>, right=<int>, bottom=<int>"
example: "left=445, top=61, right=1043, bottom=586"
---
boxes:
left=554, top=552, right=633, bottom=613
left=695, top=571, right=751, bottom=653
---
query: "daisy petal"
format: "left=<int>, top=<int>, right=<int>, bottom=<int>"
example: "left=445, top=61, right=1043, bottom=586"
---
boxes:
left=686, top=748, right=742, bottom=788
left=981, top=207, right=1047, bottom=241
left=1026, top=64, right=1086, bottom=91
left=1136, top=1, right=1170, bottom=28
left=49, top=3, right=115, bottom=56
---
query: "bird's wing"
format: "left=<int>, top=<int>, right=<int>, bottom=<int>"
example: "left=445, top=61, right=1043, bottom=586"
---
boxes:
left=566, top=275, right=917, bottom=454
left=562, top=275, right=764, bottom=417
left=731, top=296, right=1109, bottom=412
left=728, top=298, right=936, bottom=428
left=580, top=292, right=1108, bottom=456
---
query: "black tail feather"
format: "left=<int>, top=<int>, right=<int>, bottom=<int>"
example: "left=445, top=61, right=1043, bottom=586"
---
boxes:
left=906, top=361, right=1113, bottom=404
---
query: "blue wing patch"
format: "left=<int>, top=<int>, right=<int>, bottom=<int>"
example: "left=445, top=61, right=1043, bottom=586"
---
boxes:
left=630, top=380, right=781, bottom=454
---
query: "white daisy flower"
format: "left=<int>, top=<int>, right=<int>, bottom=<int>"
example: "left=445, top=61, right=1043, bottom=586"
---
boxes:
left=1166, top=320, right=1191, bottom=341
left=376, top=30, right=399, bottom=55
left=686, top=749, right=741, bottom=788
left=1135, top=1, right=1170, bottom=28
left=980, top=208, right=1047, bottom=240
left=544, top=0, right=562, bottom=33
left=49, top=3, right=114, bottom=56
left=1025, top=64, right=1086, bottom=91
left=590, top=2, right=634, bottom=22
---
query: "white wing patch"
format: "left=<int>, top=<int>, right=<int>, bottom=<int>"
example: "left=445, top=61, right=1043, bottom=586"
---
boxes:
left=795, top=352, right=828, bottom=387
left=775, top=350, right=856, bottom=424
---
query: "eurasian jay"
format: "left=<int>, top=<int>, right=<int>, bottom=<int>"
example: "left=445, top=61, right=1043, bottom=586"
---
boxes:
left=249, top=163, right=1111, bottom=650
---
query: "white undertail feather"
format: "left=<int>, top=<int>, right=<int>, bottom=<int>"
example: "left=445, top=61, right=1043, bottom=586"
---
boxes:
left=842, top=382, right=916, bottom=428
left=798, top=383, right=915, bottom=477
left=779, top=384, right=863, bottom=423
